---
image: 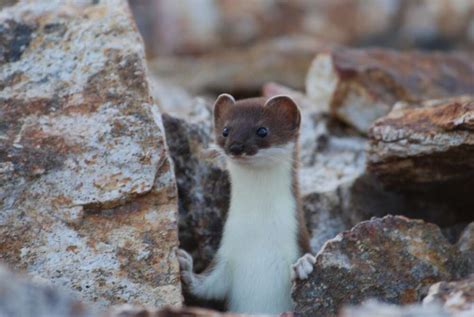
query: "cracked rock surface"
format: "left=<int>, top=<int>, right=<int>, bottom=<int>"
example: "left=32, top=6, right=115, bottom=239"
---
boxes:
left=292, top=215, right=470, bottom=317
left=0, top=0, right=181, bottom=310
left=368, top=96, right=474, bottom=187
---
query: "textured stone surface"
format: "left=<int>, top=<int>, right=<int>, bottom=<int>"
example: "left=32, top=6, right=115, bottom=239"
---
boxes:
left=0, top=265, right=92, bottom=317
left=368, top=96, right=474, bottom=187
left=0, top=0, right=181, bottom=309
left=292, top=216, right=469, bottom=317
left=423, top=275, right=474, bottom=316
left=148, top=36, right=327, bottom=95
left=339, top=300, right=450, bottom=317
left=305, top=49, right=474, bottom=133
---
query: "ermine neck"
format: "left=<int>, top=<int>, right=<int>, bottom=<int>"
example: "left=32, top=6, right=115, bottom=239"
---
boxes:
left=227, top=159, right=295, bottom=216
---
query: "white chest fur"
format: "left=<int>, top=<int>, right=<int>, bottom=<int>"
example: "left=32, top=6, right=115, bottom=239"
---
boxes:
left=219, top=157, right=299, bottom=314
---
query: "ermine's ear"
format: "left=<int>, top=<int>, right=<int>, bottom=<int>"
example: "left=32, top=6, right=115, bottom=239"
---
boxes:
left=213, top=93, right=235, bottom=126
left=264, top=95, right=301, bottom=130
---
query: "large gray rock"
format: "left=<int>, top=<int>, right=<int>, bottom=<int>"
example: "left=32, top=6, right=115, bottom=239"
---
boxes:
left=0, top=0, right=181, bottom=309
left=292, top=216, right=470, bottom=317
left=0, top=265, right=92, bottom=317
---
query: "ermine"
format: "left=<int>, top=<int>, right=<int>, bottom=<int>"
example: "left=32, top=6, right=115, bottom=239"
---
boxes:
left=177, top=94, right=315, bottom=314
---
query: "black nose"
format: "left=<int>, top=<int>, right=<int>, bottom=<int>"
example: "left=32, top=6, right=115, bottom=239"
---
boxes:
left=229, top=143, right=244, bottom=156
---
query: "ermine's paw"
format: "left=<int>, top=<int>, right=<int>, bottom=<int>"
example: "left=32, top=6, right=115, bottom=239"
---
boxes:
left=176, top=249, right=197, bottom=287
left=291, top=253, right=316, bottom=281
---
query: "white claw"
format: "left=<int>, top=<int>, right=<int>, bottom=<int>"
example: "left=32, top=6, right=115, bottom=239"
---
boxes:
left=177, top=249, right=193, bottom=272
left=176, top=249, right=196, bottom=286
left=291, top=253, right=316, bottom=281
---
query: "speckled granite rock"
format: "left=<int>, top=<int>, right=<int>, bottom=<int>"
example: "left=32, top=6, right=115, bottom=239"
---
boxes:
left=305, top=49, right=474, bottom=133
left=292, top=215, right=470, bottom=317
left=423, top=275, right=474, bottom=316
left=0, top=0, right=181, bottom=309
left=368, top=96, right=474, bottom=187
left=0, top=265, right=92, bottom=317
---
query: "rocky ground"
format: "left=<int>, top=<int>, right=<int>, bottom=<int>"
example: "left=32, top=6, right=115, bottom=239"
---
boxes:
left=0, top=1, right=473, bottom=317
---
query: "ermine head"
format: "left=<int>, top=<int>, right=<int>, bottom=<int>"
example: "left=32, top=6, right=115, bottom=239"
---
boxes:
left=213, top=94, right=301, bottom=167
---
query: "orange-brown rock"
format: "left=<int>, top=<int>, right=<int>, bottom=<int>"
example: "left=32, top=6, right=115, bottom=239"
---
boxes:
left=305, top=49, right=474, bottom=133
left=0, top=0, right=181, bottom=309
left=368, top=96, right=474, bottom=187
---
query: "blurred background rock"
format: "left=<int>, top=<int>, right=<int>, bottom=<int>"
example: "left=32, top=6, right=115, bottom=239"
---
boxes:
left=129, top=0, right=474, bottom=58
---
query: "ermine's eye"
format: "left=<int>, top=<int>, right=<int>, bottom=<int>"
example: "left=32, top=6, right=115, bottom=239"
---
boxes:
left=222, top=127, right=229, bottom=137
left=256, top=127, right=268, bottom=138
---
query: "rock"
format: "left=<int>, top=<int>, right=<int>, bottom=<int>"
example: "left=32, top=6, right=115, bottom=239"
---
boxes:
left=0, top=265, right=92, bottom=317
left=368, top=96, right=474, bottom=187
left=457, top=223, right=474, bottom=274
left=339, top=300, right=450, bottom=317
left=292, top=215, right=470, bottom=317
left=148, top=36, right=328, bottom=95
left=423, top=275, right=474, bottom=316
left=130, top=0, right=395, bottom=56
left=305, top=49, right=474, bottom=133
left=130, top=0, right=474, bottom=56
left=106, top=305, right=267, bottom=317
left=399, top=0, right=474, bottom=50
left=0, top=0, right=16, bottom=9
left=367, top=95, right=474, bottom=227
left=458, top=223, right=474, bottom=254
left=0, top=0, right=181, bottom=310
